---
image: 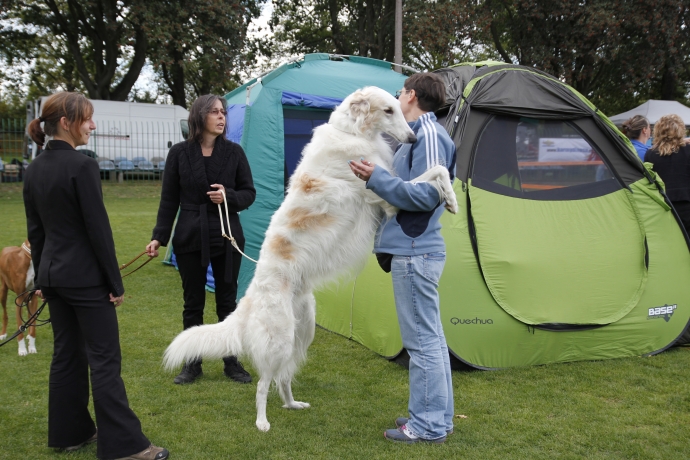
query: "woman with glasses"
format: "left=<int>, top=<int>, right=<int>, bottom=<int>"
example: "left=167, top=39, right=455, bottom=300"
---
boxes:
left=146, top=95, right=256, bottom=385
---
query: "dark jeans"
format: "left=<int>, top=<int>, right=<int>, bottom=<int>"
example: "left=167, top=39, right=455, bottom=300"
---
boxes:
left=42, top=285, right=149, bottom=459
left=175, top=250, right=242, bottom=330
left=673, top=200, right=690, bottom=236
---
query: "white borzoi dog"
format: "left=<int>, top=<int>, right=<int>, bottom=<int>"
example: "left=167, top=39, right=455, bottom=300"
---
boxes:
left=163, top=86, right=458, bottom=431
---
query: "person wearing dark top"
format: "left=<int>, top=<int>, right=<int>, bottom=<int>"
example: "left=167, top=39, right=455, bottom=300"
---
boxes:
left=24, top=92, right=168, bottom=460
left=146, top=95, right=256, bottom=385
left=644, top=114, right=690, bottom=233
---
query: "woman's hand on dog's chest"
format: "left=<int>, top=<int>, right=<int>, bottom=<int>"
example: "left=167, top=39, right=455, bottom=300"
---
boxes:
left=348, top=158, right=375, bottom=182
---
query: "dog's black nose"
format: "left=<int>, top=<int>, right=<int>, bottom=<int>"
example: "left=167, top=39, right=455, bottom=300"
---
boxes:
left=407, top=134, right=417, bottom=143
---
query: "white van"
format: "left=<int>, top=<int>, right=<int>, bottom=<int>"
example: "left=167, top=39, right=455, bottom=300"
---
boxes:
left=30, top=98, right=189, bottom=169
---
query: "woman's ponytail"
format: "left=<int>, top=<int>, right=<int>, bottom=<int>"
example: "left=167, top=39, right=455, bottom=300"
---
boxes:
left=28, top=117, right=46, bottom=147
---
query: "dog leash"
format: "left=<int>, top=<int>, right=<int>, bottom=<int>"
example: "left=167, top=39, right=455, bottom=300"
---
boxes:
left=119, top=251, right=154, bottom=278
left=218, top=189, right=258, bottom=264
left=0, top=289, right=49, bottom=348
left=0, top=252, right=154, bottom=349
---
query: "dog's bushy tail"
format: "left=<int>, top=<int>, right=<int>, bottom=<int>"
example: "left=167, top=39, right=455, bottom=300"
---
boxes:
left=163, top=313, right=243, bottom=370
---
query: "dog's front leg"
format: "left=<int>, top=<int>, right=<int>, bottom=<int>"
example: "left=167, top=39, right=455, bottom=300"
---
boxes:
left=0, top=307, right=7, bottom=341
left=364, top=190, right=398, bottom=219
left=27, top=296, right=37, bottom=353
left=256, top=376, right=272, bottom=431
left=412, top=165, right=459, bottom=214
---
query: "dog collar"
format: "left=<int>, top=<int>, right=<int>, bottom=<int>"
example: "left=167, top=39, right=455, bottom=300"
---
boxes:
left=21, top=242, right=31, bottom=259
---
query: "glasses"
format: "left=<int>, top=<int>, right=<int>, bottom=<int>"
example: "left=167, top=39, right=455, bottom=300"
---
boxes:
left=395, top=89, right=410, bottom=99
left=209, top=109, right=227, bottom=116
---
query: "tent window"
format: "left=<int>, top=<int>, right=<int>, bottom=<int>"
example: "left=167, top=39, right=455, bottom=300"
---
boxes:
left=471, top=115, right=621, bottom=200
left=283, top=108, right=332, bottom=180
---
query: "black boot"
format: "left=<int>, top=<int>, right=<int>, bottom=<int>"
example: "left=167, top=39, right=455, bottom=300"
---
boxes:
left=223, top=356, right=252, bottom=383
left=173, top=360, right=202, bottom=385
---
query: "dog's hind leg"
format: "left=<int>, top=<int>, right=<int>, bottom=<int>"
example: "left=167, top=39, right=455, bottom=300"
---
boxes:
left=279, top=379, right=310, bottom=410
left=413, top=164, right=458, bottom=214
left=256, top=375, right=272, bottom=432
left=0, top=279, right=7, bottom=340
left=279, top=292, right=316, bottom=410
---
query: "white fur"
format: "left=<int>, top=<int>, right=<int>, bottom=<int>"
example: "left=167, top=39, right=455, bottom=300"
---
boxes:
left=18, top=337, right=27, bottom=356
left=25, top=261, right=35, bottom=290
left=27, top=334, right=36, bottom=354
left=163, top=86, right=457, bottom=431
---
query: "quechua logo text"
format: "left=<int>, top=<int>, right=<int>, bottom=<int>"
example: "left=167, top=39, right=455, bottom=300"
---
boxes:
left=647, top=304, right=677, bottom=322
left=450, top=317, right=493, bottom=325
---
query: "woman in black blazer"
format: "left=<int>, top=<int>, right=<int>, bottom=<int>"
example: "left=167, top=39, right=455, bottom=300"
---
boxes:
left=644, top=114, right=690, bottom=234
left=24, top=92, right=168, bottom=460
left=146, top=95, right=256, bottom=385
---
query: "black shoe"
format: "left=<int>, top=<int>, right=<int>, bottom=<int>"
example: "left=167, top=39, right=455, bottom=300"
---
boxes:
left=173, top=360, right=202, bottom=384
left=63, top=430, right=98, bottom=452
left=223, top=356, right=252, bottom=383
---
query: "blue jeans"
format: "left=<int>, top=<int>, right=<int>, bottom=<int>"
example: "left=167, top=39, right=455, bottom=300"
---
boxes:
left=391, top=253, right=454, bottom=440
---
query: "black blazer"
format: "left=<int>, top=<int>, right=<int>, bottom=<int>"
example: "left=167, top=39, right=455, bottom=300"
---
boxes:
left=644, top=144, right=690, bottom=203
left=151, top=137, right=255, bottom=270
left=23, top=140, right=124, bottom=296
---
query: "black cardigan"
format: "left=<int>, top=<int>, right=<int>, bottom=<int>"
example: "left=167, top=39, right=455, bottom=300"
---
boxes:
left=152, top=137, right=256, bottom=276
left=644, top=144, right=690, bottom=203
left=24, top=140, right=124, bottom=296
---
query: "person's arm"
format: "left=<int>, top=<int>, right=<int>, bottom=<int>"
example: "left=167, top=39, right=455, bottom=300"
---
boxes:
left=366, top=129, right=452, bottom=212
left=223, top=145, right=256, bottom=212
left=74, top=159, right=124, bottom=297
left=23, top=177, right=45, bottom=285
left=151, top=147, right=181, bottom=246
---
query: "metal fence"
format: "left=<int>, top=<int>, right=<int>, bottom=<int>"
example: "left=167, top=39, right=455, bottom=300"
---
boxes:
left=77, top=119, right=184, bottom=182
left=0, top=119, right=27, bottom=183
left=1, top=118, right=184, bottom=183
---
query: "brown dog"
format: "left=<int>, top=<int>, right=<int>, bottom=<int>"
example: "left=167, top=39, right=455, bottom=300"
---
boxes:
left=0, top=240, right=38, bottom=355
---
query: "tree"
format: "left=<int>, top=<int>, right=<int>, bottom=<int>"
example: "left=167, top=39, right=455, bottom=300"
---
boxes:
left=404, top=0, right=494, bottom=70
left=5, top=0, right=149, bottom=101
left=148, top=0, right=262, bottom=108
left=269, top=0, right=397, bottom=60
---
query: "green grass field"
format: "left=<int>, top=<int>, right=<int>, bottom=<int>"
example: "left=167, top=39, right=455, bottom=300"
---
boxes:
left=1, top=182, right=690, bottom=460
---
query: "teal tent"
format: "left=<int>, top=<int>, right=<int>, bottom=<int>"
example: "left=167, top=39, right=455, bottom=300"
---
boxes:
left=315, top=62, right=690, bottom=368
left=222, top=54, right=408, bottom=297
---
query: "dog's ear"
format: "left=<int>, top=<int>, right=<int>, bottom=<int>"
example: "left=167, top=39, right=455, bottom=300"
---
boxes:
left=349, top=95, right=370, bottom=119
left=349, top=92, right=372, bottom=134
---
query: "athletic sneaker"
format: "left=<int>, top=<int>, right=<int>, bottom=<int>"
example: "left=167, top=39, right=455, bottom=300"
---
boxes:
left=395, top=417, right=454, bottom=435
left=384, top=424, right=446, bottom=444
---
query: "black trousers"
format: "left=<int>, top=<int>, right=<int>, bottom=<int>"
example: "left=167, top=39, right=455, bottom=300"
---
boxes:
left=175, top=249, right=242, bottom=330
left=673, top=200, right=690, bottom=236
left=42, top=285, right=149, bottom=459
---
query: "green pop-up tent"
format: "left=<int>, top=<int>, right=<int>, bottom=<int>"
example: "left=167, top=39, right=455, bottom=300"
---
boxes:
left=315, top=62, right=690, bottom=369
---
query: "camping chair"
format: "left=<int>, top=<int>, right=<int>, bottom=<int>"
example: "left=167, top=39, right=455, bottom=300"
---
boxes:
left=131, top=156, right=146, bottom=167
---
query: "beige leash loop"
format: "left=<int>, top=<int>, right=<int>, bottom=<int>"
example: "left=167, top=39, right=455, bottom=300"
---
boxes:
left=218, top=189, right=258, bottom=264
